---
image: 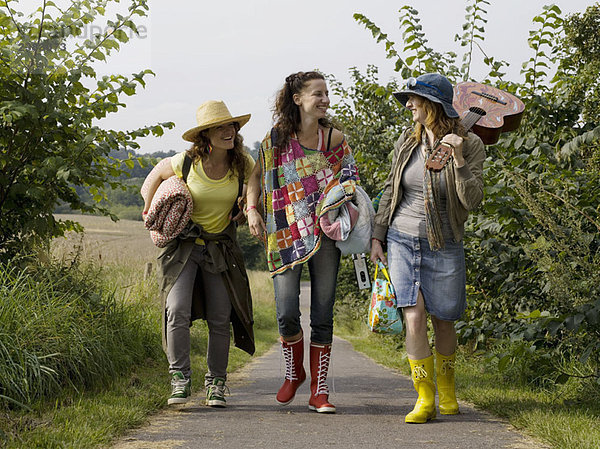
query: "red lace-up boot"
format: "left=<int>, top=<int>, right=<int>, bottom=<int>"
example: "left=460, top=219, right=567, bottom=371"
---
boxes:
left=276, top=336, right=306, bottom=405
left=308, top=343, right=336, bottom=413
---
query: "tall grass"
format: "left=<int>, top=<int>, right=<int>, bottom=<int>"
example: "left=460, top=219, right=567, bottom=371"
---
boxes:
left=0, top=215, right=278, bottom=447
left=0, top=261, right=162, bottom=409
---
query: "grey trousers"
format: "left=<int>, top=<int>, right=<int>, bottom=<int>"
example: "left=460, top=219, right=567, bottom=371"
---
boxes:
left=165, top=244, right=232, bottom=383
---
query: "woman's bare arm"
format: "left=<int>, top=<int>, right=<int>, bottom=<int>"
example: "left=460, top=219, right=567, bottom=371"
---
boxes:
left=142, top=162, right=176, bottom=215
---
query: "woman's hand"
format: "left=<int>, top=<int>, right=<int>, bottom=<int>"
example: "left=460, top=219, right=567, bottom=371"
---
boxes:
left=441, top=133, right=465, bottom=167
left=247, top=208, right=266, bottom=243
left=370, top=238, right=387, bottom=265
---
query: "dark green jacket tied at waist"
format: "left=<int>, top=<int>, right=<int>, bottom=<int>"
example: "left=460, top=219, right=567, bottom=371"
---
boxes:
left=157, top=221, right=255, bottom=355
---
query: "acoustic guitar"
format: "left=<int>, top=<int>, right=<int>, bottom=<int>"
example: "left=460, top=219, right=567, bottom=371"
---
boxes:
left=426, top=81, right=525, bottom=171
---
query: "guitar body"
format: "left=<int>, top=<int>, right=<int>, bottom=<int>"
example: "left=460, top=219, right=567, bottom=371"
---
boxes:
left=453, top=82, right=525, bottom=145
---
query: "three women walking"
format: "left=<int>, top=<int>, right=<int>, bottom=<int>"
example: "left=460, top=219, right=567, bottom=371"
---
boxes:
left=143, top=72, right=484, bottom=422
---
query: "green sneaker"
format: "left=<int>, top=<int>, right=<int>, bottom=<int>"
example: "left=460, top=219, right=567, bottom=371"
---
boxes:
left=168, top=371, right=191, bottom=405
left=206, top=377, right=228, bottom=407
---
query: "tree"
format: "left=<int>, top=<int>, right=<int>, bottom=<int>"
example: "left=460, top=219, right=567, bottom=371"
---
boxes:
left=249, top=140, right=260, bottom=161
left=0, top=0, right=173, bottom=262
left=331, top=1, right=600, bottom=380
left=328, top=65, right=405, bottom=197
left=558, top=4, right=600, bottom=126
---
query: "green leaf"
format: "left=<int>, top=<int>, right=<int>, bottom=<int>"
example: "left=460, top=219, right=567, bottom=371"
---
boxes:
left=113, top=29, right=128, bottom=43
left=497, top=354, right=511, bottom=371
left=102, top=39, right=120, bottom=51
left=90, top=50, right=106, bottom=61
left=579, top=345, right=593, bottom=364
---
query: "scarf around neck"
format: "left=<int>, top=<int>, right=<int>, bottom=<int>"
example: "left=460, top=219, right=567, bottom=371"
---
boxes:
left=421, top=130, right=446, bottom=250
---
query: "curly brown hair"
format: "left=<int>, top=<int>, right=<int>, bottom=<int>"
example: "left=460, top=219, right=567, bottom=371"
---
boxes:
left=185, top=122, right=247, bottom=179
left=413, top=98, right=467, bottom=143
left=272, top=71, right=334, bottom=148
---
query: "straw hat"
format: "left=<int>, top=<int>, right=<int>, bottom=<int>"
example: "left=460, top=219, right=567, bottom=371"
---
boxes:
left=182, top=100, right=251, bottom=142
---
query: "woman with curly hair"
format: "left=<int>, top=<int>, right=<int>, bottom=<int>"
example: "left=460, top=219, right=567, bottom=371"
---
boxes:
left=371, top=73, right=485, bottom=423
left=142, top=100, right=255, bottom=408
left=246, top=71, right=359, bottom=413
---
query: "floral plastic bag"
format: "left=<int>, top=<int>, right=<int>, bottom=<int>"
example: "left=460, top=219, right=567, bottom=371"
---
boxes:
left=368, top=261, right=403, bottom=334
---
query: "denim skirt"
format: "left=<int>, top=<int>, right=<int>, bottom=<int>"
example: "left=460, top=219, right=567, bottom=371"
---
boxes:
left=386, top=228, right=466, bottom=321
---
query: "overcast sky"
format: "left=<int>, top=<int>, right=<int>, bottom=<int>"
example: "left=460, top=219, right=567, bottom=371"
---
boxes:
left=23, top=0, right=597, bottom=153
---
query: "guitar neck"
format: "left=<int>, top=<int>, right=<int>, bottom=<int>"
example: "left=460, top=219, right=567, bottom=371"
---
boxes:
left=461, top=109, right=485, bottom=131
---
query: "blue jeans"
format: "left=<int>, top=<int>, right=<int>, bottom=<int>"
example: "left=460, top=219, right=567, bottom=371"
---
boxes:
left=273, top=235, right=341, bottom=344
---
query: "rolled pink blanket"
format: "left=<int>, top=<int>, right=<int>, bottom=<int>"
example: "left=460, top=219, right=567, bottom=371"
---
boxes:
left=140, top=158, right=193, bottom=248
left=319, top=201, right=359, bottom=241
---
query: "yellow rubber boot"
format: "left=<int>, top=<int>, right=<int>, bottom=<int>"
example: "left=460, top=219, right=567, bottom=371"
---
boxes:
left=436, top=350, right=459, bottom=415
left=405, top=355, right=436, bottom=423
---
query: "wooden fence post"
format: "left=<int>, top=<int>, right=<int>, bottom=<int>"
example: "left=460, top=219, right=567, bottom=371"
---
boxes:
left=144, top=262, right=153, bottom=280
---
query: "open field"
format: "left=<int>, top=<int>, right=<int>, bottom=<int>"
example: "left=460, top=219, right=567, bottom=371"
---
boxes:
left=51, top=213, right=274, bottom=303
left=52, top=213, right=160, bottom=266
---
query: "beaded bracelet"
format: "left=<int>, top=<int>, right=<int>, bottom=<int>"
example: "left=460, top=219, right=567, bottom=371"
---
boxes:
left=245, top=205, right=257, bottom=213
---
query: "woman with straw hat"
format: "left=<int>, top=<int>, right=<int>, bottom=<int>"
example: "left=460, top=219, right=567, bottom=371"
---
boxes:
left=246, top=71, right=359, bottom=413
left=142, top=100, right=256, bottom=408
left=370, top=73, right=485, bottom=423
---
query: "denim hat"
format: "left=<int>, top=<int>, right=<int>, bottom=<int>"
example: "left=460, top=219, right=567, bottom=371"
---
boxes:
left=393, top=73, right=458, bottom=118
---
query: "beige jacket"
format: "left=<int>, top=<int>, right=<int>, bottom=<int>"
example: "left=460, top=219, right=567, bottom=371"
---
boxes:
left=372, top=129, right=486, bottom=243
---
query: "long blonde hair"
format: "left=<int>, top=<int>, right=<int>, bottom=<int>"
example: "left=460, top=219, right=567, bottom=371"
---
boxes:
left=413, top=98, right=467, bottom=143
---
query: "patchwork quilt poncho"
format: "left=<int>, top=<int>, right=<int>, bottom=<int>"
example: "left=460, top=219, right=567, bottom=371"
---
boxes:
left=260, top=128, right=359, bottom=275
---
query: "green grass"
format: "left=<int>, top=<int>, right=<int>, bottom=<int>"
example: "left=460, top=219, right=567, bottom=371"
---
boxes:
left=3, top=315, right=278, bottom=449
left=335, top=320, right=600, bottom=449
left=455, top=352, right=600, bottom=449
left=0, top=215, right=278, bottom=447
left=0, top=258, right=277, bottom=448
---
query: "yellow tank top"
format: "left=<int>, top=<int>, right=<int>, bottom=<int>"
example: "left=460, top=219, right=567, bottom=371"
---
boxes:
left=171, top=152, right=254, bottom=234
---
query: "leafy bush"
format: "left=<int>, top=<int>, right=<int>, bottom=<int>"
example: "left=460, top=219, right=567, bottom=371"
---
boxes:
left=331, top=1, right=600, bottom=386
left=0, top=0, right=173, bottom=262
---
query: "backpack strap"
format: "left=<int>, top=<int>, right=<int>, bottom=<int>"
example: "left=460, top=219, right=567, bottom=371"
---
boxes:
left=237, top=175, right=244, bottom=196
left=271, top=127, right=278, bottom=147
left=326, top=127, right=333, bottom=151
left=231, top=173, right=244, bottom=218
left=182, top=154, right=192, bottom=184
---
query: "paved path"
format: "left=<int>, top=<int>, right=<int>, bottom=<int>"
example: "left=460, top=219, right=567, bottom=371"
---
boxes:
left=113, top=284, right=543, bottom=449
